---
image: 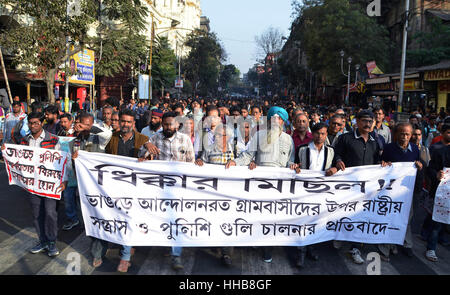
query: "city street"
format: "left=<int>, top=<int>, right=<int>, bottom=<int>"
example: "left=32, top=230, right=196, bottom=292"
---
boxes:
left=0, top=0, right=449, bottom=278
left=0, top=161, right=449, bottom=276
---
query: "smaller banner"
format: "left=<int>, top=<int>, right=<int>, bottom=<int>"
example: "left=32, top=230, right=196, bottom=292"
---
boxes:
left=432, top=168, right=450, bottom=224
left=366, top=61, right=383, bottom=78
left=138, top=74, right=149, bottom=100
left=69, top=49, right=95, bottom=85
left=3, top=144, right=68, bottom=200
left=175, top=79, right=184, bottom=88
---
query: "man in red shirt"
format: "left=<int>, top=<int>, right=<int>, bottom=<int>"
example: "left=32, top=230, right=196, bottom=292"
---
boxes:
left=291, top=113, right=312, bottom=163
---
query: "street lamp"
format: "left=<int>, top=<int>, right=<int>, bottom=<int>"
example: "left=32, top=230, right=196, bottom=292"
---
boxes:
left=339, top=50, right=353, bottom=105
left=346, top=56, right=352, bottom=105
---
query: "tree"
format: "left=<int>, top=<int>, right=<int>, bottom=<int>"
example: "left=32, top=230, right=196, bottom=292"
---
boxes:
left=289, top=0, right=391, bottom=85
left=182, top=30, right=226, bottom=97
left=151, top=36, right=177, bottom=93
left=0, top=0, right=149, bottom=103
left=254, top=26, right=284, bottom=63
left=219, top=64, right=240, bottom=90
left=407, top=17, right=450, bottom=68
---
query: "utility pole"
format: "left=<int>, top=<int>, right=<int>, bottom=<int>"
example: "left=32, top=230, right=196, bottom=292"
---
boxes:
left=148, top=13, right=155, bottom=104
left=65, top=0, right=70, bottom=113
left=398, top=0, right=410, bottom=113
left=0, top=46, right=13, bottom=104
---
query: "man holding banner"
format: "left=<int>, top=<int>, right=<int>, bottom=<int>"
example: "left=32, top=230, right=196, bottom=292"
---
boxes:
left=334, top=110, right=388, bottom=264
left=378, top=122, right=423, bottom=261
left=226, top=106, right=298, bottom=264
left=2, top=112, right=67, bottom=257
left=105, top=108, right=149, bottom=273
left=140, top=111, right=195, bottom=270
left=295, top=122, right=338, bottom=268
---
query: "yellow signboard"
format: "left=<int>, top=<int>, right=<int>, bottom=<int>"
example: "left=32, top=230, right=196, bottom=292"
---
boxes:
left=68, top=49, right=95, bottom=85
left=424, top=69, right=450, bottom=81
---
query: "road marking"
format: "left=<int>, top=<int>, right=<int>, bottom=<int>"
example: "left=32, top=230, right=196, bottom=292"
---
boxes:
left=410, top=235, right=450, bottom=275
left=0, top=227, right=38, bottom=273
left=0, top=217, right=24, bottom=232
left=37, top=233, right=95, bottom=275
left=337, top=247, right=400, bottom=275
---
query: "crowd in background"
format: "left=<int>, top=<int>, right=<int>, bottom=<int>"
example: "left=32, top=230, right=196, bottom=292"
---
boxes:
left=0, top=92, right=449, bottom=273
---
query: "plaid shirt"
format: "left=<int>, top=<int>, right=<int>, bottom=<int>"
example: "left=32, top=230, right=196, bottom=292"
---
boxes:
left=201, top=143, right=235, bottom=165
left=144, top=131, right=195, bottom=163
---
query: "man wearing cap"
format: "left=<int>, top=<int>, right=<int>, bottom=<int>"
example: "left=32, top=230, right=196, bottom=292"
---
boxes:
left=141, top=109, right=163, bottom=139
left=334, top=109, right=389, bottom=264
left=226, top=106, right=299, bottom=263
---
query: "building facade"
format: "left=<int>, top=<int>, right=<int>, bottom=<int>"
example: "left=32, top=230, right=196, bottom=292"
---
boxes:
left=143, top=0, right=202, bottom=58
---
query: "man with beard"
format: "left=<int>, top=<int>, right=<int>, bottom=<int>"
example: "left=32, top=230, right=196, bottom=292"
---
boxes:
left=43, top=105, right=62, bottom=135
left=141, top=109, right=163, bottom=139
left=139, top=112, right=195, bottom=270
left=226, top=106, right=298, bottom=263
left=104, top=109, right=148, bottom=272
left=57, top=113, right=75, bottom=137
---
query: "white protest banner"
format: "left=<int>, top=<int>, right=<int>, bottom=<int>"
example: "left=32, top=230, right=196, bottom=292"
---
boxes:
left=3, top=144, right=68, bottom=200
left=432, top=168, right=450, bottom=224
left=75, top=151, right=417, bottom=247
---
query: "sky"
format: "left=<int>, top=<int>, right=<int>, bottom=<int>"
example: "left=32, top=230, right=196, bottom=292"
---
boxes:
left=201, top=0, right=295, bottom=77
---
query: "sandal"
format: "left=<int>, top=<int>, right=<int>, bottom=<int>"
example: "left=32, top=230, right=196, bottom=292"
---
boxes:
left=92, top=258, right=103, bottom=268
left=117, top=259, right=131, bottom=272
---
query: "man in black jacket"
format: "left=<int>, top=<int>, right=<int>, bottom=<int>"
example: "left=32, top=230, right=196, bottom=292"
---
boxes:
left=334, top=110, right=389, bottom=264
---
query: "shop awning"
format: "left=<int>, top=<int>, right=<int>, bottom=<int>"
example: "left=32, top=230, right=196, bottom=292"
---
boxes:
left=427, top=9, right=450, bottom=22
left=371, top=91, right=397, bottom=96
left=391, top=73, right=420, bottom=80
left=366, top=76, right=390, bottom=85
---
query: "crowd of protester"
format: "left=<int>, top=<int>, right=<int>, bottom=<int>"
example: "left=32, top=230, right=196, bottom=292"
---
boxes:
left=0, top=93, right=449, bottom=273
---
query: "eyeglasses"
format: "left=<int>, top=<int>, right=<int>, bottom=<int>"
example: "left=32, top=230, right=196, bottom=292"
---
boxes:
left=28, top=121, right=41, bottom=126
left=331, top=122, right=343, bottom=126
left=360, top=119, right=374, bottom=124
